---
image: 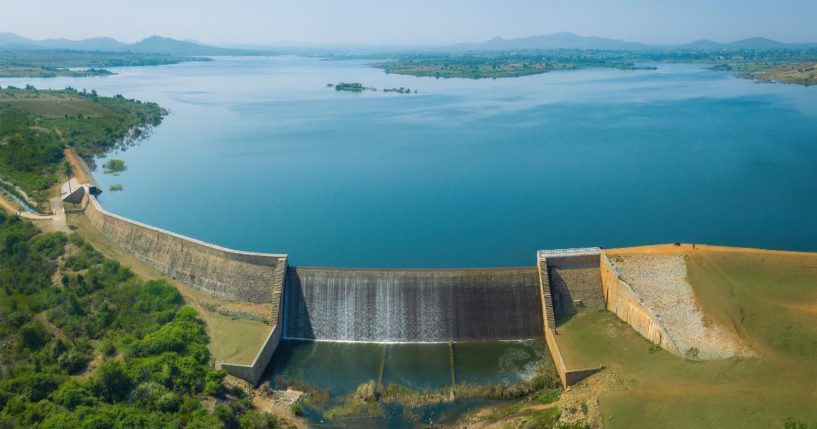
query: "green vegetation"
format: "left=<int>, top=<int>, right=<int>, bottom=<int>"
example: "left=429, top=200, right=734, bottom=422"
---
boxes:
left=331, top=82, right=375, bottom=92
left=103, top=159, right=126, bottom=174
left=374, top=48, right=817, bottom=82
left=375, top=51, right=657, bottom=79
left=0, top=66, right=112, bottom=78
left=0, top=209, right=281, bottom=428
left=109, top=184, right=123, bottom=192
left=0, top=50, right=210, bottom=78
left=382, top=87, right=415, bottom=94
left=0, top=86, right=164, bottom=207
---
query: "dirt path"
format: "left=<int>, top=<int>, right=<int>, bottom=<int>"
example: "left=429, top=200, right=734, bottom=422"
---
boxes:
left=64, top=147, right=93, bottom=184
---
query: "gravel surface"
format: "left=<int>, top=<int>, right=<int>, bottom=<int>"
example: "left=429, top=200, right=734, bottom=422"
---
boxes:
left=609, top=254, right=751, bottom=360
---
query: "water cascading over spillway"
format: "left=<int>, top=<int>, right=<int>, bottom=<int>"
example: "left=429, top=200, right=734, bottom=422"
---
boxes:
left=284, top=267, right=544, bottom=343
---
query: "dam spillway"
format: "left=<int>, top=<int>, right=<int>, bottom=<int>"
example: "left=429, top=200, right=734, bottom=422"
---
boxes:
left=284, top=267, right=544, bottom=343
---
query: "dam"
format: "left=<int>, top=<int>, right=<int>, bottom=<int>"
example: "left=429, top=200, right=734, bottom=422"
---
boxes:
left=64, top=182, right=680, bottom=388
left=284, top=267, right=543, bottom=343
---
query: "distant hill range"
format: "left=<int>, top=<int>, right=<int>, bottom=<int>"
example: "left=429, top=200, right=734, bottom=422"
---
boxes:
left=0, top=33, right=258, bottom=55
left=1, top=32, right=815, bottom=55
left=448, top=32, right=817, bottom=51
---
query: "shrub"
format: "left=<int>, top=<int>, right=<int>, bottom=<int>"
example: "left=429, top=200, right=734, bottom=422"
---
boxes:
left=91, top=361, right=132, bottom=402
left=239, top=410, right=278, bottom=429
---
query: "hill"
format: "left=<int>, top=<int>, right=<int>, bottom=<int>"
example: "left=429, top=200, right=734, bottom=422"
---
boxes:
left=0, top=33, right=258, bottom=56
left=450, top=32, right=648, bottom=51
left=450, top=32, right=817, bottom=51
left=676, top=36, right=815, bottom=50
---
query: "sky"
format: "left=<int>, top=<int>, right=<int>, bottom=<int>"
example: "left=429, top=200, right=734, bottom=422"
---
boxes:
left=2, top=0, right=816, bottom=46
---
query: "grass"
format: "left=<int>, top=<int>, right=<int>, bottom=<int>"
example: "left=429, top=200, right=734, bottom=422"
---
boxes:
left=206, top=314, right=272, bottom=365
left=556, top=248, right=817, bottom=428
left=728, top=62, right=817, bottom=86
left=0, top=91, right=115, bottom=117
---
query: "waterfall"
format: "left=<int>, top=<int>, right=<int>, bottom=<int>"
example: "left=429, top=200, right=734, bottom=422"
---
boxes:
left=284, top=267, right=543, bottom=343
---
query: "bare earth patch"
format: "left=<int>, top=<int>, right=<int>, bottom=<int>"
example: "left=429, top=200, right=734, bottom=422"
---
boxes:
left=608, top=254, right=751, bottom=360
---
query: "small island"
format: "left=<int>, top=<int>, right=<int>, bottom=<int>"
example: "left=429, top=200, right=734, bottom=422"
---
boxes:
left=375, top=52, right=661, bottom=79
left=103, top=159, right=127, bottom=174
left=383, top=87, right=416, bottom=94
left=328, top=82, right=375, bottom=92
left=328, top=83, right=416, bottom=94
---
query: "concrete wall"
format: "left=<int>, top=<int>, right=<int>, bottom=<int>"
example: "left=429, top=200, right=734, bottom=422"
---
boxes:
left=285, top=267, right=543, bottom=343
left=85, top=195, right=287, bottom=304
left=220, top=325, right=283, bottom=385
left=538, top=252, right=602, bottom=387
left=537, top=258, right=556, bottom=332
left=600, top=253, right=681, bottom=356
left=83, top=194, right=288, bottom=384
left=544, top=327, right=602, bottom=387
left=546, top=253, right=606, bottom=318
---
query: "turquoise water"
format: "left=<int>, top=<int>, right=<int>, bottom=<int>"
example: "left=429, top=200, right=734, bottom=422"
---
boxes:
left=4, top=57, right=817, bottom=267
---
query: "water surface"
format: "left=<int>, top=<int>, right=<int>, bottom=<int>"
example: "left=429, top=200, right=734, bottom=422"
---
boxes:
left=4, top=57, right=817, bottom=267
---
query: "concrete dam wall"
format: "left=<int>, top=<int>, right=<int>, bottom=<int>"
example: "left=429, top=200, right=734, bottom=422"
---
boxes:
left=284, top=267, right=544, bottom=343
left=84, top=195, right=287, bottom=304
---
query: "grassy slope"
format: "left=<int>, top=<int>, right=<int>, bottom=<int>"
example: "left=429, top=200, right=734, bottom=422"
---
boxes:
left=557, top=248, right=817, bottom=428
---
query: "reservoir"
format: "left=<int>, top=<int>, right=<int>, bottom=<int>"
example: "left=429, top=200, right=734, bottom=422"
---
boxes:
left=3, top=57, right=817, bottom=267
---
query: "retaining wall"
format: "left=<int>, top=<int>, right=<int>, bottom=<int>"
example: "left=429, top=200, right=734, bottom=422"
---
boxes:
left=544, top=327, right=602, bottom=387
left=537, top=252, right=602, bottom=387
left=599, top=253, right=681, bottom=356
left=546, top=253, right=606, bottom=318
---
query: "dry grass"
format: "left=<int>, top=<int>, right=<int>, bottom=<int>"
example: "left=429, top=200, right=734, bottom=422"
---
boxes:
left=0, top=91, right=116, bottom=118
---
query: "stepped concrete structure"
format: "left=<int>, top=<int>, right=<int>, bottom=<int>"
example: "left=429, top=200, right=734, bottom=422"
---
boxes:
left=64, top=179, right=685, bottom=387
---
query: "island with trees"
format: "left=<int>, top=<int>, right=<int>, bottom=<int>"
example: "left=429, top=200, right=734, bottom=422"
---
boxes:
left=373, top=49, right=817, bottom=84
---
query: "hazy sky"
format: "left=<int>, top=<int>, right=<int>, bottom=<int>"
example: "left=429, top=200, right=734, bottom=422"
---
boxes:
left=2, top=0, right=816, bottom=46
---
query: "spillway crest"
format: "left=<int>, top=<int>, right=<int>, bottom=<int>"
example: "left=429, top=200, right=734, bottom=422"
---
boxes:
left=284, top=267, right=544, bottom=343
